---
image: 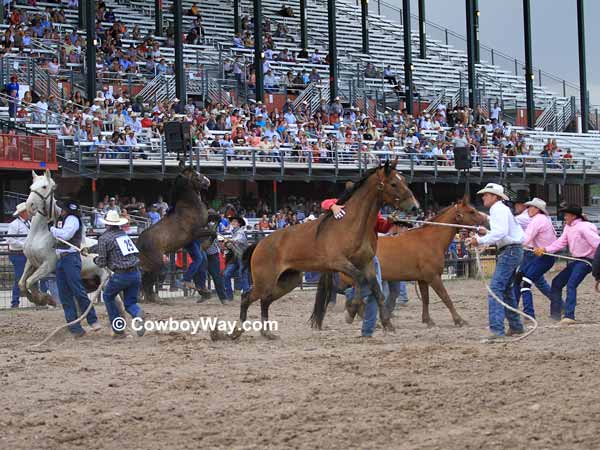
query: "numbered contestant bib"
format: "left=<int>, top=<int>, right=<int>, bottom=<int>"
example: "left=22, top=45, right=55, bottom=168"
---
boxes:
left=116, top=235, right=139, bottom=256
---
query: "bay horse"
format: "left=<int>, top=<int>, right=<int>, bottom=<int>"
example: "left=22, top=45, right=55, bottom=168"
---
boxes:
left=218, top=160, right=419, bottom=341
left=21, top=170, right=110, bottom=306
left=136, top=161, right=212, bottom=302
left=310, top=196, right=488, bottom=329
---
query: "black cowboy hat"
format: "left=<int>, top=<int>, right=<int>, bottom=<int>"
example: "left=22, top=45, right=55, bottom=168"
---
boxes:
left=559, top=204, right=584, bottom=219
left=513, top=191, right=530, bottom=204
left=57, top=198, right=80, bottom=213
left=230, top=216, right=246, bottom=227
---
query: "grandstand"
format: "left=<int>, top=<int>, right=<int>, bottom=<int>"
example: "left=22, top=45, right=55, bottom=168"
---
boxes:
left=0, top=0, right=598, bottom=216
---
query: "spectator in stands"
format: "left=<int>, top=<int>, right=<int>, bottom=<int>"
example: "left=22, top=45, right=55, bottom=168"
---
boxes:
left=264, top=70, right=279, bottom=92
left=383, top=65, right=397, bottom=85
left=311, top=49, right=323, bottom=64
left=147, top=205, right=161, bottom=224
left=278, top=4, right=295, bottom=17
left=490, top=101, right=502, bottom=122
left=104, top=197, right=121, bottom=214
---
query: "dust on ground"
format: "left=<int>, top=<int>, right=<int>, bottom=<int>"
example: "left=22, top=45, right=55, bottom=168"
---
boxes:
left=1, top=278, right=600, bottom=450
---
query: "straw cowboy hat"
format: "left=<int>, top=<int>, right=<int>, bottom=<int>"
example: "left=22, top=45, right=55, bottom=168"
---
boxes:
left=13, top=202, right=27, bottom=216
left=476, top=183, right=509, bottom=201
left=524, top=198, right=549, bottom=216
left=104, top=210, right=129, bottom=226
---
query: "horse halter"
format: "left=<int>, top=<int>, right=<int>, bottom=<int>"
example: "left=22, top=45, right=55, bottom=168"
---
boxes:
left=31, top=184, right=56, bottom=222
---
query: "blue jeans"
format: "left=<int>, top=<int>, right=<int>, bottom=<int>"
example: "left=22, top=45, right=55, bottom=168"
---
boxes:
left=550, top=261, right=592, bottom=320
left=223, top=259, right=250, bottom=300
left=513, top=253, right=554, bottom=318
left=383, top=280, right=408, bottom=312
left=183, top=240, right=207, bottom=282
left=56, top=252, right=98, bottom=335
left=361, top=256, right=383, bottom=337
left=9, top=254, right=26, bottom=307
left=194, top=253, right=227, bottom=300
left=103, top=270, right=143, bottom=333
left=488, top=246, right=524, bottom=336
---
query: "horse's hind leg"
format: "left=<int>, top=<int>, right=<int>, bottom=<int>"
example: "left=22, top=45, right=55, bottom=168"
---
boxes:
left=429, top=276, right=467, bottom=326
left=226, top=289, right=261, bottom=340
left=259, top=271, right=302, bottom=339
left=141, top=271, right=160, bottom=303
left=418, top=281, right=435, bottom=327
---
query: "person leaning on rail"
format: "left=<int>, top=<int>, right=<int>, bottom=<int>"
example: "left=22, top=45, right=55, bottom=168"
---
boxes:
left=466, top=183, right=525, bottom=342
left=534, top=205, right=600, bottom=325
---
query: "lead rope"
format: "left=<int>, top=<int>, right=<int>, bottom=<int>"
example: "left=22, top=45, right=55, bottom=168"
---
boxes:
left=472, top=247, right=538, bottom=343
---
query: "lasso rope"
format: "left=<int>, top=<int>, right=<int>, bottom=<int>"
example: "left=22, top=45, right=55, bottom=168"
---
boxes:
left=523, top=247, right=593, bottom=267
left=472, top=247, right=538, bottom=343
left=400, top=219, right=485, bottom=233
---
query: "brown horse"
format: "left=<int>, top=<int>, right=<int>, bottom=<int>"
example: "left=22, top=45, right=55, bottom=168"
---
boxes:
left=310, top=196, right=488, bottom=329
left=218, top=160, right=419, bottom=340
left=137, top=161, right=212, bottom=302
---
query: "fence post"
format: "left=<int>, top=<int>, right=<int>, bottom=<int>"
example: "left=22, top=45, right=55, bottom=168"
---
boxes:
left=514, top=58, right=518, bottom=76
left=490, top=48, right=494, bottom=65
left=444, top=28, right=448, bottom=46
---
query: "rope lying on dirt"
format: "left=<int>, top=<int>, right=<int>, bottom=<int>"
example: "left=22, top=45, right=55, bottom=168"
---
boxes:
left=27, top=239, right=108, bottom=351
left=473, top=247, right=538, bottom=343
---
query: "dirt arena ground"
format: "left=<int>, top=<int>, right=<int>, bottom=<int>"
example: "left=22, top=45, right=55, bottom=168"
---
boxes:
left=2, top=276, right=600, bottom=450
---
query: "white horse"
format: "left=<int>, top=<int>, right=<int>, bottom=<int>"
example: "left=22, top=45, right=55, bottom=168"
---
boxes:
left=19, top=170, right=110, bottom=306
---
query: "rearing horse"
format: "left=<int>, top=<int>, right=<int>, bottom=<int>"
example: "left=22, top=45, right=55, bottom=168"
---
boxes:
left=136, top=161, right=212, bottom=302
left=219, top=160, right=419, bottom=341
left=311, top=196, right=488, bottom=329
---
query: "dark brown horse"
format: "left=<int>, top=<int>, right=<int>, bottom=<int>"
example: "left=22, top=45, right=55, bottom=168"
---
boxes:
left=215, top=160, right=419, bottom=340
left=310, top=196, right=488, bottom=329
left=137, top=161, right=212, bottom=302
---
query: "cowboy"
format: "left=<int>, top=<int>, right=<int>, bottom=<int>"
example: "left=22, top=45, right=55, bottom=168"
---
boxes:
left=193, top=209, right=227, bottom=304
left=93, top=210, right=145, bottom=338
left=383, top=220, right=411, bottom=313
left=512, top=198, right=556, bottom=319
left=7, top=203, right=30, bottom=308
left=534, top=205, right=600, bottom=324
left=467, top=183, right=525, bottom=341
left=222, top=216, right=249, bottom=302
left=181, top=238, right=208, bottom=295
left=513, top=192, right=531, bottom=231
left=50, top=200, right=101, bottom=337
left=322, top=195, right=398, bottom=337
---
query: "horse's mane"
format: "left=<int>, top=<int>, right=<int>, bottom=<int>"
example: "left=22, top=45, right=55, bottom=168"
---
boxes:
left=316, top=164, right=389, bottom=237
left=167, top=172, right=203, bottom=216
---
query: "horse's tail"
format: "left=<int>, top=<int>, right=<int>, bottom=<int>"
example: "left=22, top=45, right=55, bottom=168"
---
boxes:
left=242, top=243, right=257, bottom=269
left=310, top=272, right=334, bottom=330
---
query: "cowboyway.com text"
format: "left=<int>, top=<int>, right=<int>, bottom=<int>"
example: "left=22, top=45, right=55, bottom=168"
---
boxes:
left=112, top=317, right=278, bottom=335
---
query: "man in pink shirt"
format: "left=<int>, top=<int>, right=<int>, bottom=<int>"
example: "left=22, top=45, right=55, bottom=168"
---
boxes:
left=534, top=205, right=600, bottom=324
left=513, top=198, right=556, bottom=319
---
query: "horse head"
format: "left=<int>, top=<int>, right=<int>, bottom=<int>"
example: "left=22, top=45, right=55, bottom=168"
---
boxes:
left=178, top=160, right=210, bottom=193
left=454, top=195, right=488, bottom=228
left=375, top=159, right=420, bottom=213
left=26, top=169, right=56, bottom=220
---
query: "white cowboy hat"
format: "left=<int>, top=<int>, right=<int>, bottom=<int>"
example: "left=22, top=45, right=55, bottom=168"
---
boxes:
left=477, top=183, right=509, bottom=201
left=524, top=197, right=549, bottom=215
left=103, top=210, right=128, bottom=226
left=306, top=214, right=317, bottom=221
left=13, top=202, right=27, bottom=216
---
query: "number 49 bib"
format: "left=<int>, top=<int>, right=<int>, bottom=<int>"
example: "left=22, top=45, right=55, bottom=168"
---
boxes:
left=116, top=235, right=139, bottom=256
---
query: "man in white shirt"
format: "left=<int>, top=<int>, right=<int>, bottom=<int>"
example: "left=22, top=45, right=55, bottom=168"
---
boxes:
left=490, top=102, right=502, bottom=121
left=50, top=200, right=100, bottom=337
left=468, top=183, right=525, bottom=340
left=7, top=203, right=30, bottom=308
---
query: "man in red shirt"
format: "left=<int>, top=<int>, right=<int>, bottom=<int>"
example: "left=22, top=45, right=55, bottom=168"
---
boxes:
left=321, top=195, right=398, bottom=337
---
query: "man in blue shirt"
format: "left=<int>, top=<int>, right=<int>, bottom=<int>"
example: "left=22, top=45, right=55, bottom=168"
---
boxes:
left=147, top=205, right=161, bottom=224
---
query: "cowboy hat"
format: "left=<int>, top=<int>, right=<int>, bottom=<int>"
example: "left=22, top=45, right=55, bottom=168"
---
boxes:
left=13, top=202, right=27, bottom=216
left=230, top=216, right=246, bottom=227
left=477, top=183, right=509, bottom=201
left=513, top=191, right=530, bottom=204
left=524, top=198, right=549, bottom=215
left=559, top=204, right=584, bottom=219
left=57, top=199, right=81, bottom=213
left=103, top=210, right=129, bottom=226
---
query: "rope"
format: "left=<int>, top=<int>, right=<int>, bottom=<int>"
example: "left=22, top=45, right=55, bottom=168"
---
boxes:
left=523, top=247, right=593, bottom=268
left=401, top=219, right=485, bottom=232
left=473, top=248, right=538, bottom=343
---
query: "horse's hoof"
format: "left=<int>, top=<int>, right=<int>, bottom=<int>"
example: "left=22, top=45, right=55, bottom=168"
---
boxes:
left=455, top=318, right=468, bottom=327
left=229, top=328, right=244, bottom=341
left=344, top=310, right=356, bottom=324
left=41, top=293, right=56, bottom=307
left=383, top=320, right=396, bottom=333
left=260, top=330, right=279, bottom=340
left=210, top=329, right=229, bottom=341
left=424, top=320, right=436, bottom=328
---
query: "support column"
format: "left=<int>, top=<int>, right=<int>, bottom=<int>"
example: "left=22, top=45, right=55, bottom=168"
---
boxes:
left=577, top=0, right=588, bottom=132
left=472, top=0, right=480, bottom=64
left=418, top=0, right=426, bottom=59
left=79, top=0, right=85, bottom=29
left=360, top=0, right=369, bottom=54
left=522, top=0, right=535, bottom=129
left=300, top=0, right=308, bottom=50
left=327, top=0, right=338, bottom=102
left=402, top=0, right=413, bottom=114
left=85, top=0, right=96, bottom=102
left=174, top=0, right=186, bottom=104
left=155, top=0, right=163, bottom=36
left=465, top=0, right=476, bottom=110
left=234, top=0, right=241, bottom=35
left=253, top=0, right=264, bottom=103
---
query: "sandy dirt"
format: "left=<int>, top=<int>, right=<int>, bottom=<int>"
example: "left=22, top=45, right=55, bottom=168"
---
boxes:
left=2, top=276, right=600, bottom=450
